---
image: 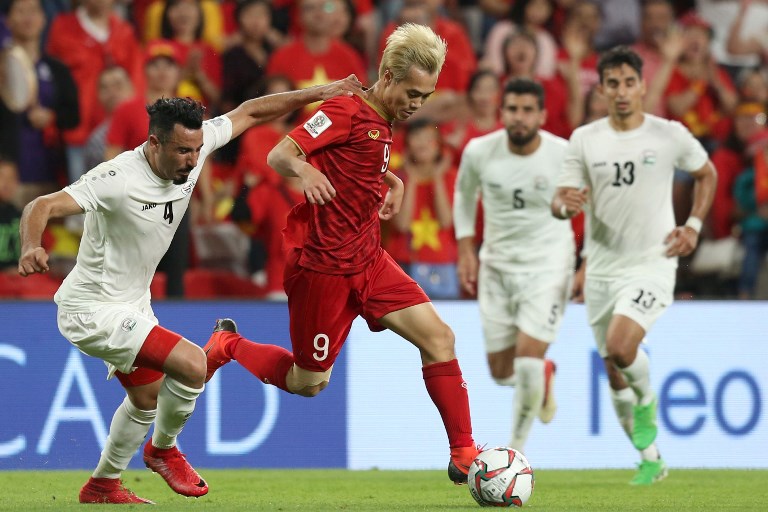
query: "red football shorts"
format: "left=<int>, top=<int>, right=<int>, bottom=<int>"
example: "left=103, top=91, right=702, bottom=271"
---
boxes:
left=115, top=325, right=182, bottom=388
left=284, top=247, right=429, bottom=372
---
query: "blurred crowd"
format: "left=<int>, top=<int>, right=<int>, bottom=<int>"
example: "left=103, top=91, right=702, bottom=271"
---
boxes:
left=1, top=0, right=767, bottom=300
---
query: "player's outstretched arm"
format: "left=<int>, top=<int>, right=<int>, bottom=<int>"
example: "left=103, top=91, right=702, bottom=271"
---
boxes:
left=18, top=191, right=83, bottom=276
left=225, top=74, right=364, bottom=139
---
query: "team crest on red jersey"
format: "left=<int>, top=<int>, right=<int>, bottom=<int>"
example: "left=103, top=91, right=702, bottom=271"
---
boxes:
left=368, top=130, right=380, bottom=140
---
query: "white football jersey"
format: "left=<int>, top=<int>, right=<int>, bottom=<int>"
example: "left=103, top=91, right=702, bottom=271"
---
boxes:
left=557, top=115, right=708, bottom=279
left=454, top=129, right=575, bottom=273
left=55, top=115, right=233, bottom=311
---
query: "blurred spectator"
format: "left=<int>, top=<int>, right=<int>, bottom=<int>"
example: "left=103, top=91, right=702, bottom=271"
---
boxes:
left=482, top=0, right=558, bottom=79
left=391, top=120, right=460, bottom=299
left=591, top=0, right=641, bottom=51
left=478, top=0, right=514, bottom=20
left=501, top=30, right=577, bottom=137
left=266, top=0, right=366, bottom=118
left=710, top=102, right=768, bottom=239
left=736, top=67, right=768, bottom=106
left=151, top=0, right=222, bottom=108
left=0, top=158, right=20, bottom=270
left=216, top=0, right=275, bottom=166
left=379, top=0, right=477, bottom=122
left=220, top=0, right=274, bottom=113
left=0, top=0, right=79, bottom=208
left=83, top=65, right=134, bottom=171
left=555, top=0, right=602, bottom=102
left=733, top=133, right=768, bottom=298
left=443, top=69, right=503, bottom=164
left=632, top=0, right=684, bottom=116
left=665, top=11, right=738, bottom=149
left=582, top=83, right=608, bottom=124
left=105, top=40, right=180, bottom=159
left=328, top=0, right=370, bottom=70
left=141, top=0, right=225, bottom=51
left=234, top=75, right=297, bottom=190
left=726, top=0, right=768, bottom=74
left=232, top=75, right=302, bottom=299
left=46, top=0, right=143, bottom=185
left=698, top=0, right=768, bottom=77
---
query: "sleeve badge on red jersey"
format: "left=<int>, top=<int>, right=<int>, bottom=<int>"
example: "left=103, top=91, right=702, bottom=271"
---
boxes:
left=304, top=110, right=332, bottom=138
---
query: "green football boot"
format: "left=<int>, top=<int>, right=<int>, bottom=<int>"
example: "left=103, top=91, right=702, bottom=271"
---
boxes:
left=629, top=459, right=668, bottom=486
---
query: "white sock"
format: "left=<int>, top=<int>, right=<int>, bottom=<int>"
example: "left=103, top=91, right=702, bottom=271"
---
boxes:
left=152, top=378, right=203, bottom=449
left=509, top=357, right=545, bottom=451
left=619, top=349, right=654, bottom=406
left=610, top=387, right=636, bottom=438
left=641, top=443, right=660, bottom=462
left=93, top=396, right=156, bottom=479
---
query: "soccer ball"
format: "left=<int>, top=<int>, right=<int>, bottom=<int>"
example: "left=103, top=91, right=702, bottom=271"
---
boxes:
left=467, top=447, right=534, bottom=508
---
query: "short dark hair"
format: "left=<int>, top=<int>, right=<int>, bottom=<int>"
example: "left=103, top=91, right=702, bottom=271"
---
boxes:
left=597, top=46, right=644, bottom=83
left=503, top=78, right=545, bottom=109
left=146, top=98, right=205, bottom=143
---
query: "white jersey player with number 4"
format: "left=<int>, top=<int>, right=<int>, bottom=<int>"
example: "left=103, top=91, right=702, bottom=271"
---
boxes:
left=56, top=116, right=231, bottom=314
left=552, top=47, right=716, bottom=486
left=17, top=76, right=364, bottom=505
left=454, top=79, right=575, bottom=453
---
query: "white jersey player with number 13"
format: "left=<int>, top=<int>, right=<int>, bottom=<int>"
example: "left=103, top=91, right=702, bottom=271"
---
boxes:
left=552, top=46, right=717, bottom=486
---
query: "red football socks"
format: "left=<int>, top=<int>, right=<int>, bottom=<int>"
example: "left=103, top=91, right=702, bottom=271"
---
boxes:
left=422, top=359, right=475, bottom=449
left=220, top=332, right=294, bottom=392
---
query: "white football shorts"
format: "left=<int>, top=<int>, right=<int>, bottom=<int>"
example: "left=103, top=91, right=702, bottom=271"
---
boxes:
left=585, top=273, right=674, bottom=357
left=478, top=263, right=571, bottom=353
left=57, top=303, right=159, bottom=378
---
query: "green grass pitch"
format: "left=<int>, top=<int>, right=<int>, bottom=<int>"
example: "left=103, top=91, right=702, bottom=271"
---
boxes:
left=0, top=469, right=764, bottom=511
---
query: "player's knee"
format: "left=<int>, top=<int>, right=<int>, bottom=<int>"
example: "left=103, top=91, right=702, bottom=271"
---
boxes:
left=605, top=343, right=634, bottom=368
left=292, top=381, right=329, bottom=398
left=175, top=345, right=207, bottom=388
left=423, top=322, right=456, bottom=361
left=285, top=365, right=333, bottom=396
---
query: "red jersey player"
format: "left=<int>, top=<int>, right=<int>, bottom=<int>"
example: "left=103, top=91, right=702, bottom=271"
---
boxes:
left=204, top=23, right=481, bottom=484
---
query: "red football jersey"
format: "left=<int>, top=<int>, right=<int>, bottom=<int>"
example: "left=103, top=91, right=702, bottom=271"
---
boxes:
left=285, top=95, right=393, bottom=274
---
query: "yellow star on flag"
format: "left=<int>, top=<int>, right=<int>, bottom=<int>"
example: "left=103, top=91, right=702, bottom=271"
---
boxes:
left=298, top=66, right=332, bottom=113
left=410, top=207, right=441, bottom=251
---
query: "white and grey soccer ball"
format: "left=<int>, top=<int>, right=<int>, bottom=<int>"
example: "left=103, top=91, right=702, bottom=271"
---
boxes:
left=467, top=447, right=534, bottom=507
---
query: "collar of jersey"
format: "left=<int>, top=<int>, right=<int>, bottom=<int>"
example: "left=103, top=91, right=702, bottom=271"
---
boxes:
left=138, top=144, right=177, bottom=187
left=361, top=95, right=392, bottom=123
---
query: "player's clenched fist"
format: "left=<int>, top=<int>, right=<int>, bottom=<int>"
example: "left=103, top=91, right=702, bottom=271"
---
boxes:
left=18, top=246, right=50, bottom=276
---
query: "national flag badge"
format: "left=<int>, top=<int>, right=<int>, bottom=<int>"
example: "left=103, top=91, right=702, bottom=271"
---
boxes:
left=368, top=130, right=380, bottom=140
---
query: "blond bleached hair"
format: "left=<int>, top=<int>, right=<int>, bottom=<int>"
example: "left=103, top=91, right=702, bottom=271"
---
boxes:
left=379, top=23, right=447, bottom=82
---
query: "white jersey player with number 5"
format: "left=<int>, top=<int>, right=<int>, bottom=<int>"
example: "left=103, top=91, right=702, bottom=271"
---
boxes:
left=17, top=76, right=364, bottom=504
left=552, top=47, right=717, bottom=486
left=454, top=78, right=575, bottom=454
